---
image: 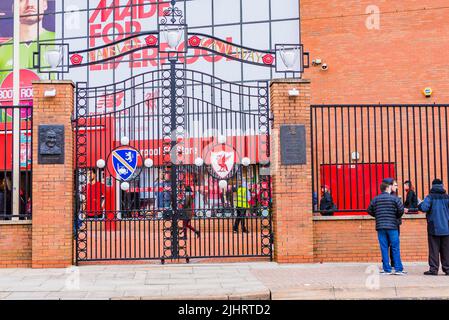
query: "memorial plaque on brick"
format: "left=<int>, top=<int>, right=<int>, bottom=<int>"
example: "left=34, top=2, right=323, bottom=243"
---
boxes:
left=38, top=125, right=65, bottom=164
left=280, top=125, right=306, bottom=165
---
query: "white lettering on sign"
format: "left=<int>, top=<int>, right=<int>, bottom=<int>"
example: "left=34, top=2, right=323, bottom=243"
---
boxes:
left=0, top=87, right=33, bottom=102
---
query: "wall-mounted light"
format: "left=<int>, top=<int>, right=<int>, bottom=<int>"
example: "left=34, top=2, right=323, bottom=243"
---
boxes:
left=288, top=88, right=299, bottom=97
left=44, top=88, right=57, bottom=97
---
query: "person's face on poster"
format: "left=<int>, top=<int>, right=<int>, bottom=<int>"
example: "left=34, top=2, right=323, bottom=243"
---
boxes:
left=18, top=0, right=47, bottom=25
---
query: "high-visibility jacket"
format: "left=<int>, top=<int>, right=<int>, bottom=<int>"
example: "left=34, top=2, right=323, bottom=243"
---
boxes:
left=235, top=187, right=250, bottom=208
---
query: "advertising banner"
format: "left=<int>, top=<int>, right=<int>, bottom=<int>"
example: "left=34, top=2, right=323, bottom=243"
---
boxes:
left=0, top=0, right=300, bottom=101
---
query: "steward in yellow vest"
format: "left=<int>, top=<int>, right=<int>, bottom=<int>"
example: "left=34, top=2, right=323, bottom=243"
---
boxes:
left=235, top=186, right=250, bottom=208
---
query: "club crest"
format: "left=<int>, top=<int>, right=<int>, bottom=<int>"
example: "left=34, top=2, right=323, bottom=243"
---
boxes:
left=205, top=143, right=239, bottom=180
left=211, top=151, right=235, bottom=179
left=107, top=146, right=142, bottom=181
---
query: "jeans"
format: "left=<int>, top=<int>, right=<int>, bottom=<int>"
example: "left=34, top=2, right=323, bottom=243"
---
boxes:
left=389, top=226, right=400, bottom=269
left=377, top=229, right=403, bottom=272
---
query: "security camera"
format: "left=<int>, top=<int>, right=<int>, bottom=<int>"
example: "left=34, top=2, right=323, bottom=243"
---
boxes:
left=320, top=63, right=328, bottom=71
left=312, top=59, right=322, bottom=66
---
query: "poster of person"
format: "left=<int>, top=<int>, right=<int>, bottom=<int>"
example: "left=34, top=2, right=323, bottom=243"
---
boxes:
left=0, top=0, right=55, bottom=108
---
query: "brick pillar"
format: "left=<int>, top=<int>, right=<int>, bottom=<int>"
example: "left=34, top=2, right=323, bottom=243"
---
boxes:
left=32, top=81, right=74, bottom=268
left=270, top=79, right=313, bottom=263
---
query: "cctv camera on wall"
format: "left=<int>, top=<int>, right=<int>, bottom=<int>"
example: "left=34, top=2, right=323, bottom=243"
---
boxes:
left=320, top=63, right=328, bottom=71
left=312, top=59, right=322, bottom=66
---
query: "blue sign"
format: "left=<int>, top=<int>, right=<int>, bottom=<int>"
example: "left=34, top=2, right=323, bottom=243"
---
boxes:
left=112, top=148, right=138, bottom=181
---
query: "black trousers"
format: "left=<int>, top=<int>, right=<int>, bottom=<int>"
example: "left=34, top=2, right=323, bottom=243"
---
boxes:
left=233, top=208, right=247, bottom=231
left=428, top=233, right=449, bottom=273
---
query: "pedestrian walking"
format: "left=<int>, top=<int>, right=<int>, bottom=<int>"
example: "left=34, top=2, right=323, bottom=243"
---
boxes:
left=418, top=179, right=449, bottom=276
left=367, top=181, right=406, bottom=275
left=180, top=186, right=200, bottom=240
left=233, top=180, right=250, bottom=233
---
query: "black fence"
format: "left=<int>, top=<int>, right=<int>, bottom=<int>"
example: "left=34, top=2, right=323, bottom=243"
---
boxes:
left=311, top=104, right=449, bottom=215
left=0, top=105, right=32, bottom=220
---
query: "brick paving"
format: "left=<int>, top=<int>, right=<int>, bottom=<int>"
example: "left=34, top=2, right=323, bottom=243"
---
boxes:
left=0, top=262, right=449, bottom=300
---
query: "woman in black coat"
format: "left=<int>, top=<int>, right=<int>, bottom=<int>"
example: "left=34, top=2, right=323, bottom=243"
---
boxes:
left=404, top=180, right=418, bottom=212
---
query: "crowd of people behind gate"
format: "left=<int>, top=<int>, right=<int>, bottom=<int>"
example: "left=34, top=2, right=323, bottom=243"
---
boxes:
left=150, top=170, right=271, bottom=219
left=0, top=175, right=31, bottom=220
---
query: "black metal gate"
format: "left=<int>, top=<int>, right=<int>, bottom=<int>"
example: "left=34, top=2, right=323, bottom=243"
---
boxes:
left=74, top=63, right=272, bottom=263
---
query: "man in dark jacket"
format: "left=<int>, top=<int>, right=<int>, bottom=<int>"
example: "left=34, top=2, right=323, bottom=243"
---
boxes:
left=418, top=179, right=449, bottom=275
left=367, top=181, right=406, bottom=275
left=319, top=185, right=337, bottom=216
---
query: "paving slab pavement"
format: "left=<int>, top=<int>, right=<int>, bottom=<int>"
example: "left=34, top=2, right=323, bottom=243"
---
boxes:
left=0, top=262, right=449, bottom=300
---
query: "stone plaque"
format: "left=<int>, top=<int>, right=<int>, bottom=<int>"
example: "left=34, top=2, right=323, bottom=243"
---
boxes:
left=280, top=125, right=306, bottom=165
left=38, top=125, right=65, bottom=164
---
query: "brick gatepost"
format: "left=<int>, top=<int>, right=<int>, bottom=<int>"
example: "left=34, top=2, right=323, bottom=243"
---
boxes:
left=270, top=79, right=313, bottom=263
left=32, top=80, right=75, bottom=268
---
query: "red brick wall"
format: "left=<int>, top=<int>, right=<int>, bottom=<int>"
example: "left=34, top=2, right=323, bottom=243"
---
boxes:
left=32, top=81, right=75, bottom=268
left=313, top=216, right=428, bottom=262
left=270, top=80, right=314, bottom=263
left=301, top=0, right=449, bottom=104
left=0, top=222, right=32, bottom=268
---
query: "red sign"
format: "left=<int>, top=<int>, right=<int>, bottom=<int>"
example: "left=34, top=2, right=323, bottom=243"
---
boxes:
left=0, top=69, right=39, bottom=106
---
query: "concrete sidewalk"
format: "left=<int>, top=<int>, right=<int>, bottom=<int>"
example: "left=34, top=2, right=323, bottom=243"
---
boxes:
left=0, top=262, right=448, bottom=300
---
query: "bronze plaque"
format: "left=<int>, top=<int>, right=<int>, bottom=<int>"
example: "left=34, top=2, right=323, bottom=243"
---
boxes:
left=38, top=125, right=65, bottom=164
left=280, top=125, right=306, bottom=165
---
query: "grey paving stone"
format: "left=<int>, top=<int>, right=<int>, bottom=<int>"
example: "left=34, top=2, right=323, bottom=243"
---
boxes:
left=145, top=278, right=193, bottom=285
left=271, top=288, right=336, bottom=300
left=3, top=291, right=52, bottom=300
left=0, top=292, right=11, bottom=299
left=85, top=291, right=125, bottom=299
left=334, top=287, right=398, bottom=300
left=46, top=291, right=90, bottom=299
left=123, top=289, right=163, bottom=297
left=168, top=283, right=222, bottom=291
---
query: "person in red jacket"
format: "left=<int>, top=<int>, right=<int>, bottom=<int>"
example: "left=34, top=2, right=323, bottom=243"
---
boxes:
left=83, top=171, right=105, bottom=218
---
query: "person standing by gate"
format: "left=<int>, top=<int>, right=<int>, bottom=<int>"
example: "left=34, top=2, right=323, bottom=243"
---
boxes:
left=154, top=170, right=172, bottom=211
left=383, top=178, right=407, bottom=271
left=233, top=180, right=250, bottom=233
left=404, top=180, right=418, bottom=212
left=367, top=181, right=406, bottom=275
left=418, top=179, right=449, bottom=275
left=319, top=185, right=337, bottom=216
left=0, top=177, right=11, bottom=220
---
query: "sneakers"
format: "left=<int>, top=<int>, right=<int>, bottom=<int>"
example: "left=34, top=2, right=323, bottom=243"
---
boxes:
left=380, top=270, right=407, bottom=275
left=380, top=270, right=393, bottom=275
left=394, top=270, right=407, bottom=276
left=424, top=271, right=438, bottom=276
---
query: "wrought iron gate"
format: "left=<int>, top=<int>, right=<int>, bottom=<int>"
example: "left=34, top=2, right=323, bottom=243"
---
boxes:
left=74, top=64, right=273, bottom=263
